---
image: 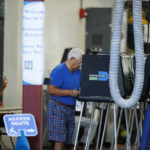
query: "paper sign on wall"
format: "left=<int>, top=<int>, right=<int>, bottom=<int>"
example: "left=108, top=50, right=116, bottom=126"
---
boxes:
left=22, top=2, right=45, bottom=85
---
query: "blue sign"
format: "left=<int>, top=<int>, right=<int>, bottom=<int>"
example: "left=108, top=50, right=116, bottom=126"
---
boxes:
left=3, top=114, right=38, bottom=137
left=98, top=71, right=109, bottom=81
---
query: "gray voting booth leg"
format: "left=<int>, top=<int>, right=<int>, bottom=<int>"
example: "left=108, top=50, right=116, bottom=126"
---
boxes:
left=125, top=109, right=130, bottom=150
left=73, top=102, right=85, bottom=150
left=85, top=103, right=95, bottom=150
left=133, top=104, right=144, bottom=150
left=99, top=104, right=110, bottom=150
left=73, top=101, right=145, bottom=150
left=111, top=108, right=123, bottom=150
left=96, top=103, right=104, bottom=150
left=113, top=104, right=117, bottom=150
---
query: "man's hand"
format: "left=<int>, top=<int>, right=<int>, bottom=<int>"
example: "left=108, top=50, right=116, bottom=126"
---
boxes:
left=48, top=85, right=80, bottom=97
left=72, top=90, right=80, bottom=97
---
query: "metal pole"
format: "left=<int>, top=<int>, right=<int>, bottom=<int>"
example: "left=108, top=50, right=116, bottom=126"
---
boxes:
left=96, top=103, right=104, bottom=150
left=111, top=108, right=123, bottom=150
left=113, top=104, right=117, bottom=150
left=74, top=101, right=85, bottom=150
left=139, top=103, right=144, bottom=136
left=129, top=110, right=134, bottom=139
left=85, top=102, right=95, bottom=150
left=128, top=109, right=133, bottom=132
left=99, top=104, right=110, bottom=150
left=134, top=106, right=140, bottom=150
left=125, top=109, right=130, bottom=150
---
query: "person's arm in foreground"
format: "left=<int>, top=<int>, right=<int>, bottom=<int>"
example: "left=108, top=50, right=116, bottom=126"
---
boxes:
left=0, top=76, right=8, bottom=97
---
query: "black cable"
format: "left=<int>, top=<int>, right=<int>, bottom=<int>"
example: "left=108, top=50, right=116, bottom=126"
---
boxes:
left=147, top=0, right=150, bottom=104
left=147, top=0, right=150, bottom=44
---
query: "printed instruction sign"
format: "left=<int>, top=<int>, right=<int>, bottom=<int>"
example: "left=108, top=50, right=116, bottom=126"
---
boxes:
left=22, top=1, right=45, bottom=85
left=3, top=114, right=38, bottom=137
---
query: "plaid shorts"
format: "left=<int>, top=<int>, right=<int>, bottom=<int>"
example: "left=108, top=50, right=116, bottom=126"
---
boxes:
left=46, top=99, right=75, bottom=144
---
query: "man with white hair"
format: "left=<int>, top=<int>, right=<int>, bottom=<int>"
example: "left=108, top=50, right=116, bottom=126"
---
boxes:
left=47, top=48, right=84, bottom=150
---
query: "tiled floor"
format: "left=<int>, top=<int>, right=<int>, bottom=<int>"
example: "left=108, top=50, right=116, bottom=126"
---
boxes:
left=43, top=144, right=134, bottom=150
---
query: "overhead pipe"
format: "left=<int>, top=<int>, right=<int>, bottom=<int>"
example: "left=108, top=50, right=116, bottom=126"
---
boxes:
left=109, top=0, right=145, bottom=108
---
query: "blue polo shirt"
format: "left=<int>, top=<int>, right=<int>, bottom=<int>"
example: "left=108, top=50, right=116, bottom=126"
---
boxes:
left=50, top=62, right=81, bottom=106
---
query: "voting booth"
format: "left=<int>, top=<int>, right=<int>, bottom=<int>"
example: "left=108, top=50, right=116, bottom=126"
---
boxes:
left=79, top=53, right=150, bottom=102
left=79, top=54, right=125, bottom=102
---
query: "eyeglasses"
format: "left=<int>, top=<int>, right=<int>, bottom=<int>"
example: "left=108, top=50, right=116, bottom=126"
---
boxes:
left=76, top=60, right=82, bottom=65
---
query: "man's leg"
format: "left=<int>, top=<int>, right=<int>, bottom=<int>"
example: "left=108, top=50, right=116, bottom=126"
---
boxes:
left=54, top=142, right=64, bottom=150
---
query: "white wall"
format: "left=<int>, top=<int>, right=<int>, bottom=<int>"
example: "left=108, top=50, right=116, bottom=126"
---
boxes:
left=44, top=0, right=85, bottom=77
left=3, top=0, right=23, bottom=106
left=44, top=0, right=115, bottom=77
left=84, top=0, right=115, bottom=8
left=3, top=0, right=115, bottom=106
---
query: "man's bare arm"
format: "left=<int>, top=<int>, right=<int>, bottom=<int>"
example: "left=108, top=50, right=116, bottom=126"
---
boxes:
left=48, top=85, right=79, bottom=97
